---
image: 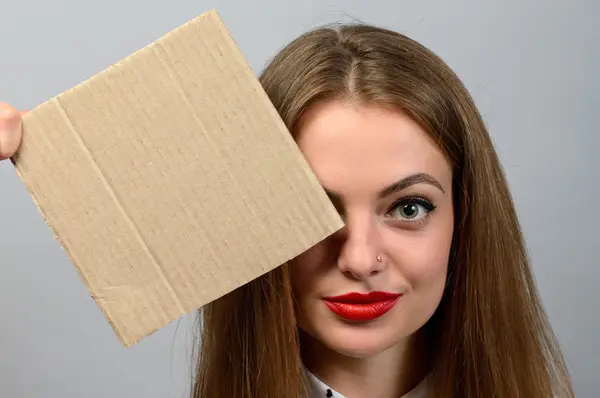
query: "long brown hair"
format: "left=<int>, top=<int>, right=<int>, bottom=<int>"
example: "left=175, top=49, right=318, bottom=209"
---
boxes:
left=191, top=24, right=574, bottom=398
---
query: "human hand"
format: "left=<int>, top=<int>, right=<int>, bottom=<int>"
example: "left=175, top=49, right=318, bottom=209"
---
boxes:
left=0, top=103, right=26, bottom=160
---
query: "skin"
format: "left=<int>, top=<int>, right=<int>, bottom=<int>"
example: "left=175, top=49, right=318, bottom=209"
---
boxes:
left=291, top=100, right=454, bottom=398
left=0, top=100, right=455, bottom=397
left=0, top=103, right=23, bottom=160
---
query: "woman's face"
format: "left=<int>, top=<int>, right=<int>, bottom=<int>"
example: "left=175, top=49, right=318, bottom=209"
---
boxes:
left=290, top=100, right=454, bottom=359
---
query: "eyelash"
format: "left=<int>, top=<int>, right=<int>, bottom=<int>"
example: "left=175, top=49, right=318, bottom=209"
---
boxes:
left=384, top=196, right=437, bottom=225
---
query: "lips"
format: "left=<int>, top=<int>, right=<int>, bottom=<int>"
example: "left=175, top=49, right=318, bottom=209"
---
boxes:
left=323, top=291, right=402, bottom=322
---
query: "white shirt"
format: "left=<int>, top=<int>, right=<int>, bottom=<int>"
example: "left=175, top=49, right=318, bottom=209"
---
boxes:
left=306, top=371, right=429, bottom=398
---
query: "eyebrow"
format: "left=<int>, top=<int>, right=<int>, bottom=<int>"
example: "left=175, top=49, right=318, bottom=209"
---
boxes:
left=379, top=173, right=445, bottom=197
left=324, top=172, right=445, bottom=200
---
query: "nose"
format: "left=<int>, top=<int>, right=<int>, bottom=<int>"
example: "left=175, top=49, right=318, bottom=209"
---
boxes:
left=336, top=212, right=385, bottom=280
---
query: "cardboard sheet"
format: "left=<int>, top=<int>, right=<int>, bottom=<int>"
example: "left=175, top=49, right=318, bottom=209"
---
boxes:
left=12, top=9, right=343, bottom=347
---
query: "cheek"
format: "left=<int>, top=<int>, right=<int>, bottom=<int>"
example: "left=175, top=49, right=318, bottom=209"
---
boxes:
left=409, top=235, right=451, bottom=282
left=290, top=240, right=331, bottom=297
left=386, top=220, right=454, bottom=292
left=289, top=243, right=333, bottom=332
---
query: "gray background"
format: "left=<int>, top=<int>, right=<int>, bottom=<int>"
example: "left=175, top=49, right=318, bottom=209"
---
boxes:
left=0, top=0, right=597, bottom=397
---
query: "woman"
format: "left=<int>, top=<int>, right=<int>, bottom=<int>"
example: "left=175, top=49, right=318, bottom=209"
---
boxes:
left=0, top=23, right=574, bottom=398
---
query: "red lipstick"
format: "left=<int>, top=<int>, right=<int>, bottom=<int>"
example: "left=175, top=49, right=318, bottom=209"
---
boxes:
left=323, top=291, right=401, bottom=322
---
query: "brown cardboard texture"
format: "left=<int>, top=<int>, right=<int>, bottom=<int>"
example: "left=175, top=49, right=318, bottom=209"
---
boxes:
left=12, top=9, right=343, bottom=347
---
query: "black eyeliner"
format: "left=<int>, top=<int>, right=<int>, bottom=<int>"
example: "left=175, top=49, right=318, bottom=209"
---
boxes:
left=388, top=196, right=437, bottom=213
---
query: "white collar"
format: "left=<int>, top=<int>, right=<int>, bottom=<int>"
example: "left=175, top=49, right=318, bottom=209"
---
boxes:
left=306, top=371, right=429, bottom=398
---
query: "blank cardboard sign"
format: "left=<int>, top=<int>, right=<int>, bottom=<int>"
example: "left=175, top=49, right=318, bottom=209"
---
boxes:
left=12, top=9, right=343, bottom=347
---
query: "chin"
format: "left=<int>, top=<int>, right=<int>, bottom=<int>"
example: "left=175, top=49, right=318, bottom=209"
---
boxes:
left=301, top=315, right=412, bottom=359
left=323, top=334, right=399, bottom=359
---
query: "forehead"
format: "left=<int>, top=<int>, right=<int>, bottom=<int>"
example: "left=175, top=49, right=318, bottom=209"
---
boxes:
left=295, top=100, right=451, bottom=196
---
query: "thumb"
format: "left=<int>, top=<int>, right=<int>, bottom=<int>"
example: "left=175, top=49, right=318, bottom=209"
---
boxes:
left=0, top=103, right=24, bottom=160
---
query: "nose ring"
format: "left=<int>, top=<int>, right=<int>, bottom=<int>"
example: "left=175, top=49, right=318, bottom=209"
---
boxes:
left=376, top=255, right=383, bottom=263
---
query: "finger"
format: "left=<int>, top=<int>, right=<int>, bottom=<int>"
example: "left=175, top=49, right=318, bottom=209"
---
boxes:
left=0, top=103, right=23, bottom=160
